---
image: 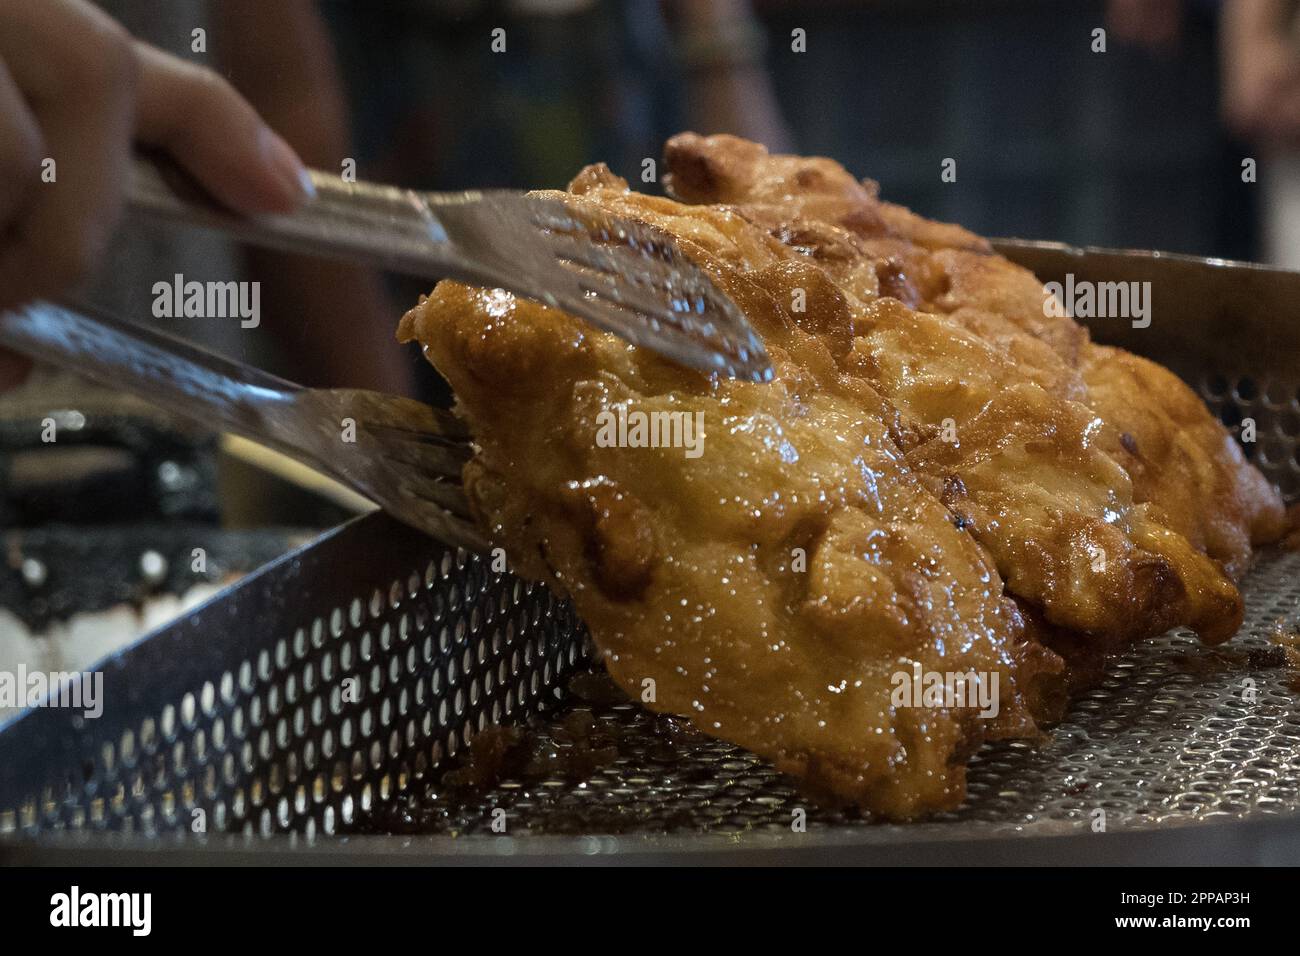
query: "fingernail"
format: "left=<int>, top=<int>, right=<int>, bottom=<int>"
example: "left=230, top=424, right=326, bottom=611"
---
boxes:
left=258, top=126, right=316, bottom=204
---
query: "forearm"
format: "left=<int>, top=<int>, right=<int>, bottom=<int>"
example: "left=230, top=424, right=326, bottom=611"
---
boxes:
left=672, top=0, right=794, bottom=151
left=214, top=0, right=411, bottom=393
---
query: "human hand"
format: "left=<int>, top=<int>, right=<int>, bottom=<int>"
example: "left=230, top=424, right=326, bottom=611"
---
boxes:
left=0, top=0, right=317, bottom=373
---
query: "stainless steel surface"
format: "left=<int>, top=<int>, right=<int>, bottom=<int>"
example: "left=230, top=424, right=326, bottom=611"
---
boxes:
left=0, top=302, right=485, bottom=551
left=7, top=813, right=1300, bottom=865
left=129, top=154, right=772, bottom=383
left=991, top=239, right=1300, bottom=373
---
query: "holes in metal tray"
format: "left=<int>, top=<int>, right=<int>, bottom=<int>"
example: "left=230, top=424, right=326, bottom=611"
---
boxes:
left=3, top=545, right=587, bottom=837
left=1201, top=372, right=1300, bottom=499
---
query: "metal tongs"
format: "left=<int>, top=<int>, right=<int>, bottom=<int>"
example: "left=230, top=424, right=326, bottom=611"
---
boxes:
left=0, top=301, right=492, bottom=550
left=0, top=157, right=773, bottom=550
left=129, top=155, right=771, bottom=382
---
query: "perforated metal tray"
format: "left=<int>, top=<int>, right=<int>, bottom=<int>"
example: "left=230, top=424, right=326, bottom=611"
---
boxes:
left=2, top=242, right=1299, bottom=863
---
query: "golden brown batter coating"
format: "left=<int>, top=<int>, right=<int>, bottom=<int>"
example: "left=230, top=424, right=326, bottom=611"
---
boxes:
left=658, top=134, right=1276, bottom=644
left=398, top=134, right=1283, bottom=818
left=401, top=262, right=1058, bottom=818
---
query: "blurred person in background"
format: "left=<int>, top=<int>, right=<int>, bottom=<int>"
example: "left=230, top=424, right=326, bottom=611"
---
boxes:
left=1221, top=0, right=1300, bottom=269
left=1108, top=0, right=1300, bottom=268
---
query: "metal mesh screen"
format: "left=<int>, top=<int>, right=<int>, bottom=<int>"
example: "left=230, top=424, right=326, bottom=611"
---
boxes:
left=349, top=548, right=1300, bottom=837
left=1200, top=370, right=1300, bottom=501
left=0, top=522, right=591, bottom=839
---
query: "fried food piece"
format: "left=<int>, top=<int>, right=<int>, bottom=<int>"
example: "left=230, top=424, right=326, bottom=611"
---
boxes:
left=662, top=135, right=1284, bottom=587
left=398, top=134, right=1283, bottom=816
left=671, top=130, right=1283, bottom=588
left=400, top=176, right=1060, bottom=819
left=848, top=301, right=1241, bottom=646
left=664, top=133, right=1271, bottom=647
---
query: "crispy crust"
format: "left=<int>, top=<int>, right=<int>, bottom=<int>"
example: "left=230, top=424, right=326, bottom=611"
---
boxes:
left=398, top=134, right=1284, bottom=818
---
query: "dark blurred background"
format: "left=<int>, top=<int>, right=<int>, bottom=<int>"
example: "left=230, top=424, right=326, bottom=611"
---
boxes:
left=318, top=0, right=1257, bottom=257
left=759, top=0, right=1255, bottom=259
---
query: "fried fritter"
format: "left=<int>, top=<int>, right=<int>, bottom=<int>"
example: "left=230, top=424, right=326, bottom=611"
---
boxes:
left=659, top=133, right=1279, bottom=646
left=398, top=134, right=1283, bottom=817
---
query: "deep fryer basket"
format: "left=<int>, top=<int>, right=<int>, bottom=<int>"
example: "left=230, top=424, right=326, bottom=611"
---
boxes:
left=3, top=242, right=1300, bottom=858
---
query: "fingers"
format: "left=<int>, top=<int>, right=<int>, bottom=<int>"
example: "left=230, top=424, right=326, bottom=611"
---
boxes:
left=134, top=43, right=315, bottom=216
left=0, top=0, right=138, bottom=311
left=0, top=0, right=315, bottom=314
